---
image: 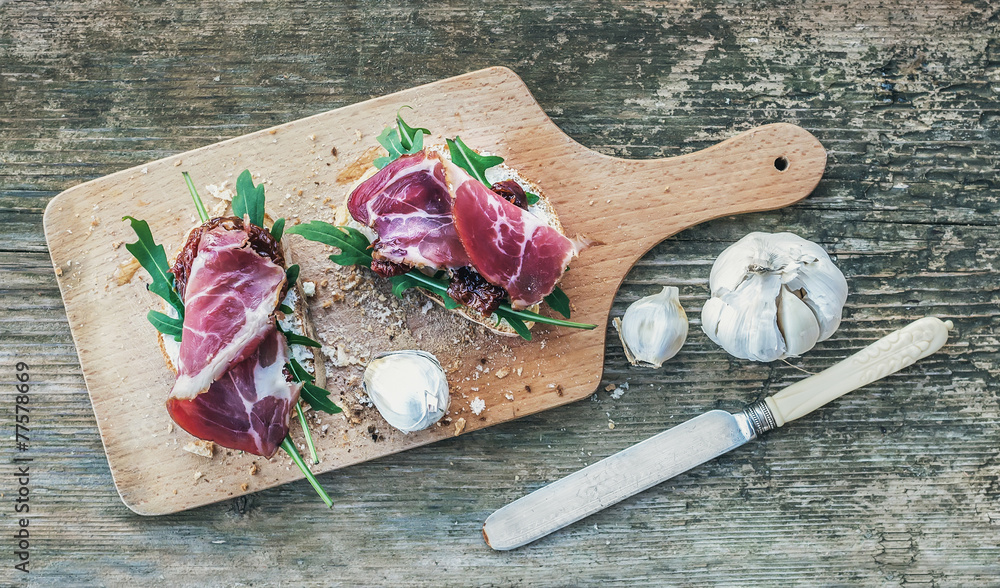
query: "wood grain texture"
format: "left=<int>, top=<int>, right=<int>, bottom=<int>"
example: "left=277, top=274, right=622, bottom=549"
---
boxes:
left=1, top=0, right=998, bottom=585
left=42, top=66, right=825, bottom=515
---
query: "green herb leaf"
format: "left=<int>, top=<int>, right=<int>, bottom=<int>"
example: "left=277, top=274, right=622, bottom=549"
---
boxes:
left=287, top=357, right=314, bottom=382
left=279, top=304, right=294, bottom=314
left=526, top=191, right=540, bottom=205
left=301, top=382, right=342, bottom=414
left=147, top=310, right=183, bottom=341
left=494, top=308, right=532, bottom=340
left=286, top=221, right=374, bottom=266
left=284, top=332, right=322, bottom=348
left=287, top=358, right=342, bottom=414
left=544, top=286, right=571, bottom=318
left=270, top=217, right=285, bottom=241
left=285, top=264, right=300, bottom=286
left=389, top=272, right=460, bottom=309
left=446, top=136, right=504, bottom=186
left=232, top=170, right=266, bottom=227
left=123, top=216, right=185, bottom=320
left=396, top=107, right=430, bottom=151
left=374, top=110, right=429, bottom=169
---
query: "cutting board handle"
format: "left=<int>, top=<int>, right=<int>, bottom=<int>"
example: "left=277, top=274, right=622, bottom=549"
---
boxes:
left=565, top=122, right=828, bottom=269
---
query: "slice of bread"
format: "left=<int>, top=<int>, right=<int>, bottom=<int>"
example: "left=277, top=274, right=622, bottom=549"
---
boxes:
left=335, top=144, right=567, bottom=337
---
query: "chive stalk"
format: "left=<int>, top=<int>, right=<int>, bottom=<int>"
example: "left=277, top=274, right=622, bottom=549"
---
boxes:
left=183, top=171, right=210, bottom=224
left=295, top=401, right=319, bottom=464
left=280, top=437, right=333, bottom=508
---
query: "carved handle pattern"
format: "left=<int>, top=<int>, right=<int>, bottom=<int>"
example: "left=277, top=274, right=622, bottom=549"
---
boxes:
left=764, top=317, right=952, bottom=427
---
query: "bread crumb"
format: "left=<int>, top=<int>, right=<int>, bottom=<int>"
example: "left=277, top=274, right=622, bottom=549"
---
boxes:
left=495, top=367, right=510, bottom=379
left=604, top=384, right=617, bottom=392
left=470, top=397, right=486, bottom=415
left=166, top=423, right=174, bottom=433
left=193, top=471, right=203, bottom=480
left=240, top=483, right=249, bottom=492
left=54, top=266, right=63, bottom=276
left=174, top=159, right=182, bottom=167
left=183, top=440, right=215, bottom=458
left=249, top=463, right=258, bottom=475
left=454, top=417, right=466, bottom=436
left=608, top=420, right=616, bottom=430
left=116, top=258, right=142, bottom=285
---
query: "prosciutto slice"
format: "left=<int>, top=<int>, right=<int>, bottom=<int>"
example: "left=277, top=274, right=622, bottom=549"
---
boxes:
left=347, top=152, right=470, bottom=269
left=448, top=162, right=580, bottom=309
left=169, top=223, right=287, bottom=401
left=167, top=328, right=300, bottom=458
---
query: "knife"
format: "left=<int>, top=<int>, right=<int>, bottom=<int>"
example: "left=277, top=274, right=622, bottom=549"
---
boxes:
left=483, top=316, right=952, bottom=550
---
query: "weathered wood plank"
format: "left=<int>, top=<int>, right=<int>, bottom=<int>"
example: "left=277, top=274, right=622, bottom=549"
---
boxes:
left=1, top=0, right=998, bottom=585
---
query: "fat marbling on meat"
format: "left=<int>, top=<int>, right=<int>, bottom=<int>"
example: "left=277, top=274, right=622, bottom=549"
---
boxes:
left=347, top=151, right=470, bottom=270
left=166, top=218, right=300, bottom=458
left=447, top=161, right=582, bottom=310
left=167, top=328, right=301, bottom=458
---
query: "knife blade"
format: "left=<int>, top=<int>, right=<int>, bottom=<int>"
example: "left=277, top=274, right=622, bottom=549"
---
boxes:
left=483, top=317, right=952, bottom=550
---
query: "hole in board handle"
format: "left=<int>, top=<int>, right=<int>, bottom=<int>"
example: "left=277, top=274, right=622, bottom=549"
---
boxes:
left=774, top=156, right=789, bottom=172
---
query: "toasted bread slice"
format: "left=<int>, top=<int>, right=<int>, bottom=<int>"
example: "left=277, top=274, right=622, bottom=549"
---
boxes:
left=335, top=145, right=566, bottom=337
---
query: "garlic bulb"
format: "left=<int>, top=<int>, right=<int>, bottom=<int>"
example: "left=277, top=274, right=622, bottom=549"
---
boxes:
left=701, top=232, right=848, bottom=362
left=613, top=286, right=688, bottom=367
left=362, top=350, right=450, bottom=434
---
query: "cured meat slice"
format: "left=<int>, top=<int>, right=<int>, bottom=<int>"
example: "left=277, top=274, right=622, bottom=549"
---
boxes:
left=448, top=162, right=581, bottom=310
left=347, top=152, right=470, bottom=269
left=169, top=222, right=287, bottom=401
left=166, top=328, right=301, bottom=458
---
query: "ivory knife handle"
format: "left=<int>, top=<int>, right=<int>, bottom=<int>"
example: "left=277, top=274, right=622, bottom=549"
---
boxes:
left=765, top=317, right=952, bottom=427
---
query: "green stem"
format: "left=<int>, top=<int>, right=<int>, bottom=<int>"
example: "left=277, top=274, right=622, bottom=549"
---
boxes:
left=495, top=304, right=596, bottom=330
left=295, top=401, right=319, bottom=464
left=280, top=437, right=332, bottom=508
left=182, top=171, right=210, bottom=223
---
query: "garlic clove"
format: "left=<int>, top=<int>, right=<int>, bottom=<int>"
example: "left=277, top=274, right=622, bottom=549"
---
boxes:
left=702, top=272, right=785, bottom=362
left=362, top=350, right=450, bottom=434
left=777, top=286, right=821, bottom=357
left=614, top=286, right=688, bottom=368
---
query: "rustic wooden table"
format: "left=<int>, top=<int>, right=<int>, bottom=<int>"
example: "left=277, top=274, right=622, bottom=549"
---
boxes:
left=2, top=1, right=998, bottom=586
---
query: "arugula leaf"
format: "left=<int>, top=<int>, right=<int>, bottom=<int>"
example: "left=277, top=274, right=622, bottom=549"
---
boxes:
left=301, top=382, right=342, bottom=414
left=279, top=304, right=294, bottom=314
left=123, top=216, right=185, bottom=321
left=390, top=272, right=461, bottom=309
left=446, top=136, right=504, bottom=186
left=287, top=358, right=341, bottom=414
left=270, top=217, right=285, bottom=241
left=148, top=310, right=183, bottom=341
left=374, top=110, right=428, bottom=169
left=494, top=307, right=532, bottom=340
left=286, top=221, right=374, bottom=266
left=544, top=286, right=571, bottom=318
left=396, top=107, right=430, bottom=151
left=182, top=171, right=210, bottom=223
left=525, top=191, right=540, bottom=205
left=232, top=170, right=266, bottom=227
left=284, top=332, right=322, bottom=348
left=285, top=264, right=300, bottom=286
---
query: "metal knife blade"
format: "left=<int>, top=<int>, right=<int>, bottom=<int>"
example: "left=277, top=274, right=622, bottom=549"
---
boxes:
left=482, top=409, right=758, bottom=551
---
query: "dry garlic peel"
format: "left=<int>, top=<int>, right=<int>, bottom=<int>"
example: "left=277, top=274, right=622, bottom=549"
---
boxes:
left=613, top=286, right=688, bottom=368
left=362, top=350, right=450, bottom=434
left=701, top=232, right=848, bottom=362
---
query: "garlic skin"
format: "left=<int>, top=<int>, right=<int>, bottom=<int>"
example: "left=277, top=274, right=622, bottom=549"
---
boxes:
left=613, top=286, right=688, bottom=368
left=362, top=350, right=450, bottom=434
left=701, top=232, right=848, bottom=362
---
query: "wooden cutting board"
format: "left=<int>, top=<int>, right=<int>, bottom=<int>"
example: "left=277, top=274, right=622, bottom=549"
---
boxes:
left=44, top=66, right=826, bottom=515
